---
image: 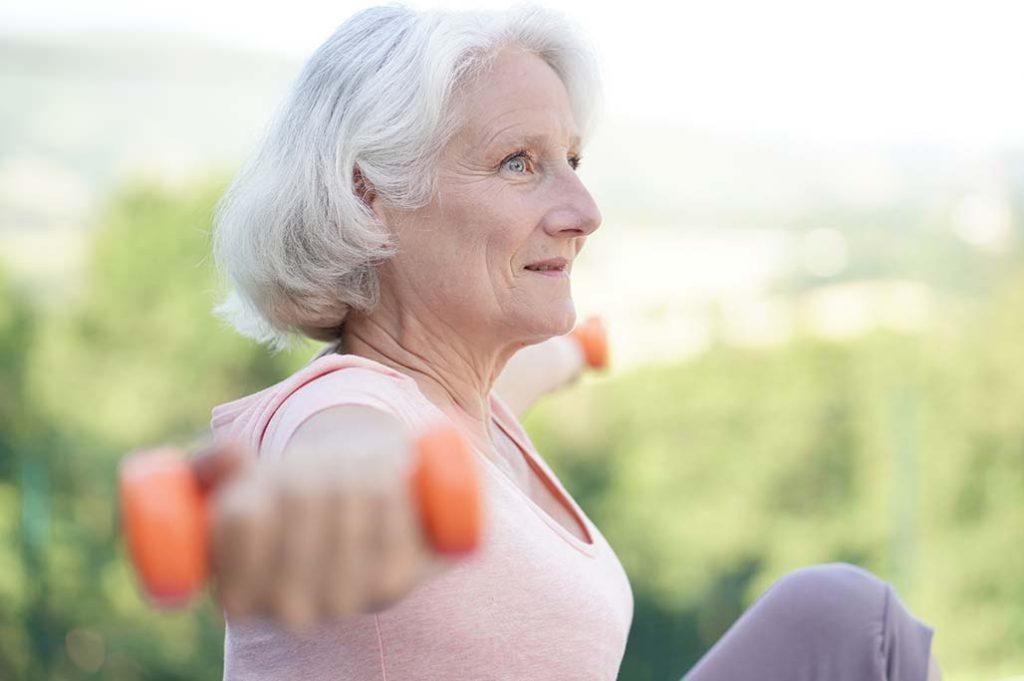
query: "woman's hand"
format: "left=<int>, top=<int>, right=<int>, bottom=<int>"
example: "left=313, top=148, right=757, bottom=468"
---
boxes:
left=197, top=407, right=447, bottom=632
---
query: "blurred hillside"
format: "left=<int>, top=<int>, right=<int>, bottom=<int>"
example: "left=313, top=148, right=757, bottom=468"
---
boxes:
left=4, top=32, right=1024, bottom=373
left=0, top=31, right=298, bottom=301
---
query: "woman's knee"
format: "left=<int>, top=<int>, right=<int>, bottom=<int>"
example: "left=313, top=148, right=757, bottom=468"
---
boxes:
left=773, top=562, right=887, bottom=601
left=684, top=563, right=933, bottom=680
left=760, top=562, right=889, bottom=642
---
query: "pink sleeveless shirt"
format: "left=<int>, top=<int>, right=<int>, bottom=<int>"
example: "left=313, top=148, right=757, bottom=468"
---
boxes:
left=209, top=353, right=634, bottom=680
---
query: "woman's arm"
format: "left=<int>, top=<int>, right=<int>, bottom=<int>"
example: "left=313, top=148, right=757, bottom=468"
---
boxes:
left=493, top=334, right=587, bottom=419
left=122, top=406, right=461, bottom=631
left=210, top=404, right=457, bottom=628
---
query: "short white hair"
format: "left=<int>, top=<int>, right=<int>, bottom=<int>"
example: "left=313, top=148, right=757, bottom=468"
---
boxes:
left=211, top=3, right=602, bottom=352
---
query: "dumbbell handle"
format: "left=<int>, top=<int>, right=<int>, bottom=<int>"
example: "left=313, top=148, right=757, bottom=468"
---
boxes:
left=119, top=424, right=481, bottom=609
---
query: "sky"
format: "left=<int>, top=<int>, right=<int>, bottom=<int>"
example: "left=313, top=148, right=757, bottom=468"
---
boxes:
left=3, top=0, right=1024, bottom=148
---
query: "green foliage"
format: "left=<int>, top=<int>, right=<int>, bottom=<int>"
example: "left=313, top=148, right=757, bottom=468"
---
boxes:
left=3, top=179, right=314, bottom=679
left=527, top=280, right=1024, bottom=681
left=27, top=179, right=312, bottom=451
left=2, top=177, right=1023, bottom=679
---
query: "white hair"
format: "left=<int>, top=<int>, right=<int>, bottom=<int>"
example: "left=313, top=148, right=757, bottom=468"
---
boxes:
left=211, top=3, right=602, bottom=353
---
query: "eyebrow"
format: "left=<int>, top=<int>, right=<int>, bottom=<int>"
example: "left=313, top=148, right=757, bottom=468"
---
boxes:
left=486, top=132, right=582, bottom=152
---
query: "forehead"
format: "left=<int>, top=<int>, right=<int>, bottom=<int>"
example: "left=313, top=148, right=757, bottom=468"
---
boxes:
left=452, top=48, right=580, bottom=149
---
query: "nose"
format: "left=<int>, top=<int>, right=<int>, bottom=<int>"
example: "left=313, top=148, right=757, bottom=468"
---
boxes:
left=541, top=170, right=602, bottom=238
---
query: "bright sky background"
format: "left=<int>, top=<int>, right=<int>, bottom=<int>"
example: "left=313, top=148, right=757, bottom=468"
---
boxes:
left=3, top=0, right=1024, bottom=148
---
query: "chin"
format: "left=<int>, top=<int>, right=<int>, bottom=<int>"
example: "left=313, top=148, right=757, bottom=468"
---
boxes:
left=534, top=306, right=577, bottom=338
left=503, top=300, right=576, bottom=343
left=555, top=311, right=576, bottom=336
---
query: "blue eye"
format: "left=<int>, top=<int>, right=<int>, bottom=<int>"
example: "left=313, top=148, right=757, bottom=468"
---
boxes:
left=504, top=154, right=528, bottom=173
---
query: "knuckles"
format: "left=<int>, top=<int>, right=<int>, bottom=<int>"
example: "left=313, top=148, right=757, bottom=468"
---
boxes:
left=209, top=460, right=427, bottom=627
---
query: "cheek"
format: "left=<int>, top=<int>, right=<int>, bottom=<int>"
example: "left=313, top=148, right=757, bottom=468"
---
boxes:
left=394, top=218, right=493, bottom=300
left=443, top=196, right=527, bottom=270
left=399, top=185, right=540, bottom=294
left=477, top=197, right=537, bottom=258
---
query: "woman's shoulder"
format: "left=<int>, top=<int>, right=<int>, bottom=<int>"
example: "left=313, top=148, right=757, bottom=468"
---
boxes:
left=260, top=353, right=429, bottom=458
left=209, top=353, right=428, bottom=462
left=302, top=352, right=418, bottom=391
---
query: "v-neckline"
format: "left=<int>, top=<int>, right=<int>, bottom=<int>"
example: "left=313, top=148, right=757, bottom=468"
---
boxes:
left=485, top=397, right=596, bottom=554
left=312, top=351, right=597, bottom=555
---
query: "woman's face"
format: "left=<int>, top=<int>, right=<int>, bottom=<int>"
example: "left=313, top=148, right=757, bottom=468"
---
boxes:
left=378, top=47, right=602, bottom=349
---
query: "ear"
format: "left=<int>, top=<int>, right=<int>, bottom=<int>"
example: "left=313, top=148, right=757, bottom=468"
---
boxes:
left=352, top=166, right=381, bottom=216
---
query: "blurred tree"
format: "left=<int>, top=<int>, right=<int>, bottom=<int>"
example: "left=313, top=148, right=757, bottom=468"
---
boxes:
left=19, top=178, right=313, bottom=678
left=29, top=179, right=313, bottom=451
left=0, top=260, right=50, bottom=678
left=528, top=300, right=1024, bottom=680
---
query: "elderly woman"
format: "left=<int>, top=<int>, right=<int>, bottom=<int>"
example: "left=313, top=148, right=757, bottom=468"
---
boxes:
left=201, top=5, right=939, bottom=680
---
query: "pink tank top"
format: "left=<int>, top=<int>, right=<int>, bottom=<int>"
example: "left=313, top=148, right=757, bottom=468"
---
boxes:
left=209, top=353, right=634, bottom=680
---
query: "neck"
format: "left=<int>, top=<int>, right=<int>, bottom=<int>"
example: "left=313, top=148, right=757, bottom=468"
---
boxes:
left=340, top=303, right=518, bottom=447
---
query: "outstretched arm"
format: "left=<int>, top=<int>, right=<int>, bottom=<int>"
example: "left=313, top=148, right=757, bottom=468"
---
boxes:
left=493, top=334, right=587, bottom=419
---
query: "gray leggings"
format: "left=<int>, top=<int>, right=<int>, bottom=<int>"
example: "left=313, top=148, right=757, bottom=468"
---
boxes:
left=683, top=563, right=935, bottom=681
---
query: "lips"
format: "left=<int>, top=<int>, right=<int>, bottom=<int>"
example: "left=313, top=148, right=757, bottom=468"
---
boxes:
left=524, top=257, right=569, bottom=272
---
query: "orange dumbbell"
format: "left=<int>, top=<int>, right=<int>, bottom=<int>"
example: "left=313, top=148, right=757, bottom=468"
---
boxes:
left=119, top=423, right=482, bottom=609
left=569, top=315, right=609, bottom=370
